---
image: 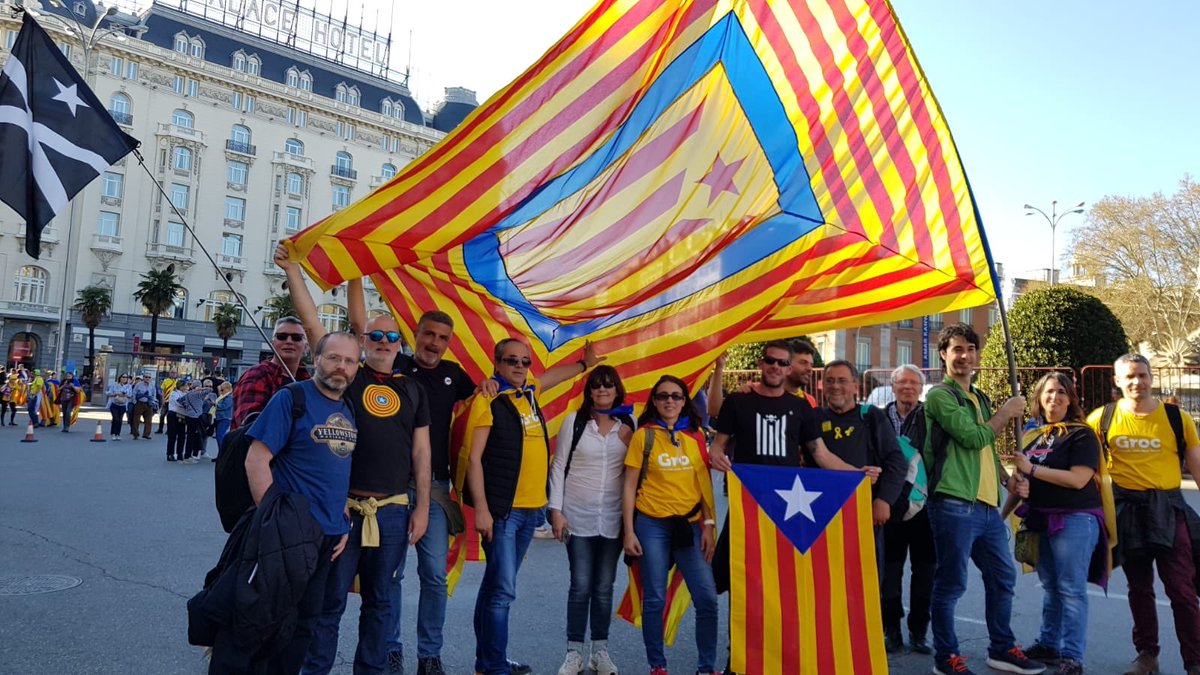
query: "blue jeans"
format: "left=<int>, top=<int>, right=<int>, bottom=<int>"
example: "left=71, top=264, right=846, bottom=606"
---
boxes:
left=634, top=515, right=718, bottom=672
left=214, top=418, right=231, bottom=449
left=1035, top=513, right=1099, bottom=661
left=388, top=480, right=452, bottom=659
left=304, top=503, right=411, bottom=675
left=474, top=508, right=539, bottom=675
left=927, top=497, right=1016, bottom=661
left=27, top=397, right=38, bottom=426
left=565, top=534, right=623, bottom=642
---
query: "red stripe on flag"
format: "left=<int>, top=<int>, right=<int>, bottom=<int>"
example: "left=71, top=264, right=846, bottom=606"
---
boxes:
left=740, top=485, right=765, bottom=675
left=810, top=532, right=835, bottom=674
left=842, top=489, right=873, bottom=673
left=774, top=525, right=801, bottom=670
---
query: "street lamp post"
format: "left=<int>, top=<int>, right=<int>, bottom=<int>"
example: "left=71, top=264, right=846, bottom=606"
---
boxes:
left=1023, top=200, right=1086, bottom=286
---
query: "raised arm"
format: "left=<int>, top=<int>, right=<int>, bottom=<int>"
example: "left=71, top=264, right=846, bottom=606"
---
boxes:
left=541, top=341, right=606, bottom=391
left=346, top=278, right=366, bottom=336
left=275, top=243, right=327, bottom=343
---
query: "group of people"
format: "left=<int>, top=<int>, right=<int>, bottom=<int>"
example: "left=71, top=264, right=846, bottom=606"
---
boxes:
left=190, top=244, right=1200, bottom=675
left=0, top=365, right=83, bottom=431
left=101, top=370, right=234, bottom=463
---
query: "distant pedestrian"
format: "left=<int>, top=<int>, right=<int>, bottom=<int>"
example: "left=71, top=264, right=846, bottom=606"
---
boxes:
left=130, top=373, right=157, bottom=440
left=213, top=381, right=233, bottom=449
left=56, top=376, right=80, bottom=432
left=179, top=380, right=215, bottom=464
left=105, top=375, right=132, bottom=440
left=156, top=371, right=176, bottom=434
left=1, top=373, right=17, bottom=426
left=166, top=381, right=188, bottom=462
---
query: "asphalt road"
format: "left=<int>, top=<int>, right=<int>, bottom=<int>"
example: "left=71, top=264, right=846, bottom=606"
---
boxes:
left=2, top=406, right=1198, bottom=674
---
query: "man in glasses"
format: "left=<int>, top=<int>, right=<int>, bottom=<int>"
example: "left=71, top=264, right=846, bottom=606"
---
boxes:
left=232, top=316, right=310, bottom=429
left=277, top=247, right=436, bottom=675
left=464, top=337, right=603, bottom=675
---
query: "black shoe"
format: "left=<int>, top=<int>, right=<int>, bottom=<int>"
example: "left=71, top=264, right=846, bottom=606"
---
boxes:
left=167, top=456, right=177, bottom=462
left=933, top=654, right=977, bottom=675
left=986, top=647, right=1045, bottom=674
left=884, top=628, right=905, bottom=653
left=416, top=657, right=446, bottom=675
left=507, top=660, right=532, bottom=675
left=1022, top=644, right=1060, bottom=665
left=909, top=634, right=932, bottom=655
left=388, top=650, right=404, bottom=674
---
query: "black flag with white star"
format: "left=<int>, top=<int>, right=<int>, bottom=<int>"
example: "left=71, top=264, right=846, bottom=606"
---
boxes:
left=0, top=14, right=139, bottom=259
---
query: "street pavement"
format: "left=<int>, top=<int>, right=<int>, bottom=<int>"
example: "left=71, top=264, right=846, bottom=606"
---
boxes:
left=2, top=405, right=1199, bottom=674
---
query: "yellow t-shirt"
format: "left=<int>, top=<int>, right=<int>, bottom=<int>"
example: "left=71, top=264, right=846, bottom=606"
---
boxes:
left=625, top=426, right=714, bottom=519
left=967, top=391, right=1000, bottom=506
left=1087, top=401, right=1200, bottom=491
left=465, top=379, right=548, bottom=509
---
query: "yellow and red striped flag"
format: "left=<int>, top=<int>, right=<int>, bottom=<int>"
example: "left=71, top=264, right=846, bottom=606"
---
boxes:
left=729, top=465, right=885, bottom=674
left=616, top=560, right=693, bottom=647
left=288, top=0, right=997, bottom=419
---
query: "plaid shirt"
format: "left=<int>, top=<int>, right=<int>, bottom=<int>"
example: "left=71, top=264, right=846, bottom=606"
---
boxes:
left=231, top=360, right=310, bottom=429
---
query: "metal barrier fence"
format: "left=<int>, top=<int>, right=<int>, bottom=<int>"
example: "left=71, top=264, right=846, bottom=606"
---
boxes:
left=1080, top=365, right=1200, bottom=420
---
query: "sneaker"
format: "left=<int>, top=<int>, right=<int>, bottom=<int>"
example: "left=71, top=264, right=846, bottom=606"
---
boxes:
left=1023, top=644, right=1061, bottom=665
left=167, top=456, right=177, bottom=462
left=416, top=657, right=446, bottom=675
left=1054, top=660, right=1082, bottom=675
left=933, top=654, right=976, bottom=675
left=534, top=524, right=556, bottom=539
left=986, top=647, right=1045, bottom=674
left=558, top=650, right=585, bottom=675
left=591, top=648, right=619, bottom=675
left=884, top=628, right=905, bottom=654
left=1123, top=650, right=1159, bottom=675
left=388, top=650, right=404, bottom=674
left=508, top=660, right=532, bottom=675
left=910, top=635, right=932, bottom=655
left=650, top=668, right=669, bottom=675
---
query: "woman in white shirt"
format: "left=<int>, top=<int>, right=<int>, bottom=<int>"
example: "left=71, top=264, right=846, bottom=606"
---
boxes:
left=548, top=365, right=633, bottom=675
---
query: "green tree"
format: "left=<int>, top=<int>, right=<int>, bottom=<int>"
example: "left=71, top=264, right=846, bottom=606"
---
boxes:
left=132, top=267, right=183, bottom=355
left=73, top=285, right=112, bottom=390
left=725, top=335, right=824, bottom=370
left=213, top=303, right=241, bottom=364
left=261, top=293, right=297, bottom=325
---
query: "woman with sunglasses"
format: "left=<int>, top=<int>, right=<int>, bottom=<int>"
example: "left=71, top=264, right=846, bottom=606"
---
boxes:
left=549, top=365, right=634, bottom=675
left=623, top=375, right=718, bottom=675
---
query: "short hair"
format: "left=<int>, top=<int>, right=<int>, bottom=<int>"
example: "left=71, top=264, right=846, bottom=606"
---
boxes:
left=493, top=338, right=527, bottom=362
left=890, top=364, right=926, bottom=385
left=791, top=339, right=817, bottom=358
left=937, top=322, right=979, bottom=353
left=273, top=316, right=306, bottom=336
left=418, top=310, right=454, bottom=330
left=314, top=331, right=357, bottom=356
left=761, top=340, right=794, bottom=358
left=823, top=359, right=858, bottom=380
left=1029, top=372, right=1085, bottom=423
left=1114, top=353, right=1151, bottom=371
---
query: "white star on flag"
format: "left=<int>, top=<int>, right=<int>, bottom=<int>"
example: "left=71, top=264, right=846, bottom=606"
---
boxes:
left=51, top=78, right=88, bottom=116
left=775, top=475, right=822, bottom=522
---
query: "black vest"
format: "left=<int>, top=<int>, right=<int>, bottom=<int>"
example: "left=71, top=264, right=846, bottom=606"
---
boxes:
left=466, top=393, right=548, bottom=520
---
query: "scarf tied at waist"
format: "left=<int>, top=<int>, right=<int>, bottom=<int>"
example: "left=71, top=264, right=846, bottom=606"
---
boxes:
left=346, top=494, right=410, bottom=547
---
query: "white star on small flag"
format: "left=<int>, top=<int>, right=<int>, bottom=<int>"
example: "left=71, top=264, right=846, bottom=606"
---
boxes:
left=775, top=475, right=822, bottom=522
left=51, top=78, right=88, bottom=116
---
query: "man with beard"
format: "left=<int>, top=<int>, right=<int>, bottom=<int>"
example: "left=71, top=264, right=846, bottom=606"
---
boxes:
left=786, top=339, right=819, bottom=406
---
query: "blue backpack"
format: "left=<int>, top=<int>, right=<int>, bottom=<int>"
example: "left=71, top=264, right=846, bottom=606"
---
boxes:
left=860, top=403, right=928, bottom=521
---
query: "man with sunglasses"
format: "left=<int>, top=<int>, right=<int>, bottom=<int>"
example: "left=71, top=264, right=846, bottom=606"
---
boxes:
left=232, top=317, right=310, bottom=429
left=465, top=337, right=603, bottom=675
left=277, top=248, right=436, bottom=675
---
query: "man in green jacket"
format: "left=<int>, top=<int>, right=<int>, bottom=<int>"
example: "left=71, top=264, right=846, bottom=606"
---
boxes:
left=923, top=323, right=1043, bottom=675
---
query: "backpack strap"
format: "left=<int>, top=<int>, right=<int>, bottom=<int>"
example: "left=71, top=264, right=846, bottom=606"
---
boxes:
left=563, top=412, right=591, bottom=481
left=635, top=427, right=655, bottom=494
left=925, top=383, right=967, bottom=494
left=1164, top=402, right=1187, bottom=459
left=1097, top=402, right=1117, bottom=459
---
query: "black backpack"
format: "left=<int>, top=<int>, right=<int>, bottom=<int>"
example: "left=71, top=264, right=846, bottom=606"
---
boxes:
left=924, top=383, right=990, bottom=495
left=214, top=381, right=307, bottom=533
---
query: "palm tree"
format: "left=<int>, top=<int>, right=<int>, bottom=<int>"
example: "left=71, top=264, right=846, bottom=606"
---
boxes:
left=132, top=267, right=182, bottom=355
left=213, top=303, right=241, bottom=365
left=262, top=293, right=297, bottom=325
left=73, top=285, right=112, bottom=394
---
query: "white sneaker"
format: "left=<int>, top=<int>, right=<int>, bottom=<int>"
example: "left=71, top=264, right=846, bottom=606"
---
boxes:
left=590, top=648, right=618, bottom=675
left=557, top=650, right=585, bottom=675
left=534, top=524, right=556, bottom=539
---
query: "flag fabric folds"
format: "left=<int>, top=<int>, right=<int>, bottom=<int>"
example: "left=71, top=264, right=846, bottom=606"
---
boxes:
left=729, top=465, right=886, bottom=674
left=289, top=0, right=996, bottom=418
left=616, top=559, right=693, bottom=647
left=0, top=14, right=139, bottom=259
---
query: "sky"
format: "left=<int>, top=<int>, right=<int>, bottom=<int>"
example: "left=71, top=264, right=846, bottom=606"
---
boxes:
left=373, top=0, right=1200, bottom=291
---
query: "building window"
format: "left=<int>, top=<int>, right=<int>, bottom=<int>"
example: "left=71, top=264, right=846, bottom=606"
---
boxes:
left=286, top=172, right=303, bottom=196
left=221, top=233, right=242, bottom=257
left=97, top=211, right=120, bottom=237
left=346, top=87, right=359, bottom=107
left=13, top=266, right=48, bottom=304
left=227, top=160, right=248, bottom=186
left=286, top=68, right=299, bottom=88
left=56, top=41, right=71, bottom=58
left=380, top=163, right=397, bottom=180
left=381, top=98, right=392, bottom=116
left=855, top=336, right=872, bottom=372
left=171, top=147, right=192, bottom=171
left=334, top=151, right=353, bottom=172
left=989, top=307, right=1000, bottom=327
left=172, top=75, right=184, bottom=94
left=896, top=340, right=913, bottom=367
left=335, top=83, right=348, bottom=103
left=165, top=222, right=186, bottom=247
left=203, top=290, right=236, bottom=322
left=332, top=185, right=350, bottom=209
left=296, top=110, right=307, bottom=127
left=299, top=71, right=312, bottom=91
left=285, top=206, right=302, bottom=231
left=187, top=79, right=199, bottom=97
left=284, top=138, right=304, bottom=156
left=125, top=61, right=138, bottom=80
left=246, top=56, right=260, bottom=76
left=189, top=38, right=205, bottom=59
left=230, top=124, right=251, bottom=146
left=929, top=314, right=944, bottom=330
left=101, top=171, right=123, bottom=198
left=173, top=33, right=188, bottom=54
left=109, top=93, right=130, bottom=115
left=172, top=109, right=194, bottom=128
left=959, top=308, right=973, bottom=324
left=225, top=196, right=246, bottom=222
left=242, top=94, right=255, bottom=113
left=232, top=52, right=245, bottom=71
left=109, top=56, right=123, bottom=76
left=5, top=30, right=16, bottom=49
left=317, top=304, right=347, bottom=333
left=898, top=318, right=914, bottom=328
left=169, top=183, right=189, bottom=210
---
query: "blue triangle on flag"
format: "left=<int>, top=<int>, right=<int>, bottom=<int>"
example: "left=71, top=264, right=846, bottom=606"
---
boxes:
left=732, top=465, right=866, bottom=555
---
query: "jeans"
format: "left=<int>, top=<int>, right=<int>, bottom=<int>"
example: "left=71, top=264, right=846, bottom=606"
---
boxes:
left=305, top=503, right=411, bottom=675
left=26, top=396, right=38, bottom=426
left=108, top=403, right=126, bottom=436
left=634, top=515, right=718, bottom=672
left=184, top=416, right=206, bottom=459
left=214, top=419, right=231, bottom=450
left=1124, top=510, right=1200, bottom=667
left=565, top=535, right=623, bottom=643
left=166, top=411, right=185, bottom=459
left=882, top=508, right=935, bottom=637
left=927, top=497, right=1016, bottom=661
left=474, top=508, right=538, bottom=675
left=388, top=480, right=452, bottom=659
left=1035, top=513, right=1099, bottom=661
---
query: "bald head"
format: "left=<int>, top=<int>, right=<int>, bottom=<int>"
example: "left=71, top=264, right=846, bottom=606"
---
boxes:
left=362, top=313, right=402, bottom=371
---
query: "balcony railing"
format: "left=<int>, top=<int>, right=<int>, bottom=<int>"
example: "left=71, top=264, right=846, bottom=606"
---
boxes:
left=330, top=165, right=357, bottom=180
left=90, top=233, right=122, bottom=252
left=225, top=139, right=256, bottom=155
left=0, top=300, right=58, bottom=319
left=146, top=242, right=194, bottom=261
left=217, top=253, right=246, bottom=270
left=157, top=122, right=204, bottom=141
left=272, top=151, right=313, bottom=169
left=108, top=109, right=132, bottom=126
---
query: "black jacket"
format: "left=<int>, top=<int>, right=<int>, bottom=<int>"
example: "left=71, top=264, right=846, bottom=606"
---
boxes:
left=1112, top=484, right=1200, bottom=592
left=464, top=393, right=549, bottom=520
left=187, top=487, right=324, bottom=670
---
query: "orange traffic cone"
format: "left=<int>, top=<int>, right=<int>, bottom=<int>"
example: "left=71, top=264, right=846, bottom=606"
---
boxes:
left=90, top=421, right=107, bottom=443
left=20, top=421, right=37, bottom=443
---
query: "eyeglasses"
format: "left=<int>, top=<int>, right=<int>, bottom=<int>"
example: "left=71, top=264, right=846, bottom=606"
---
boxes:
left=653, top=392, right=685, bottom=402
left=274, top=332, right=305, bottom=342
left=589, top=381, right=616, bottom=390
left=319, top=354, right=359, bottom=368
left=761, top=356, right=791, bottom=368
left=367, top=330, right=402, bottom=344
left=500, top=356, right=532, bottom=367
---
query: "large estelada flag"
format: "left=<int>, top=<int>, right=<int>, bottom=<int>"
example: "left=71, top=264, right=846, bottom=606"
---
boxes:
left=288, top=0, right=998, bottom=421
left=0, top=14, right=139, bottom=259
left=729, top=465, right=885, bottom=674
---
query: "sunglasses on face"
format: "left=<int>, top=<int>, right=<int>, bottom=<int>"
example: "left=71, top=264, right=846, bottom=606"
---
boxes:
left=589, top=381, right=616, bottom=390
left=368, top=330, right=402, bottom=344
left=500, top=356, right=532, bottom=367
left=761, top=356, right=791, bottom=368
left=653, top=391, right=685, bottom=402
left=274, top=333, right=305, bottom=342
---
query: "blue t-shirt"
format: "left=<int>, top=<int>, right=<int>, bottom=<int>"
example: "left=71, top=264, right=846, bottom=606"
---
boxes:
left=248, top=380, right=357, bottom=535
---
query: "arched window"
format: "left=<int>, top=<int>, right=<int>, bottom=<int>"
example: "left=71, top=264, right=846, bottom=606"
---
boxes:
left=335, top=83, right=348, bottom=103
left=173, top=33, right=188, bottom=53
left=285, top=67, right=299, bottom=88
left=390, top=99, right=404, bottom=119
left=335, top=151, right=353, bottom=172
left=109, top=92, right=130, bottom=114
left=380, top=98, right=392, bottom=117
left=189, top=37, right=205, bottom=58
left=346, top=87, right=360, bottom=107
left=171, top=109, right=194, bottom=128
left=171, top=146, right=192, bottom=171
left=246, top=55, right=261, bottom=76
left=203, top=290, right=236, bottom=322
left=317, top=304, right=347, bottom=333
left=286, top=172, right=303, bottom=195
left=232, top=51, right=245, bottom=71
left=230, top=124, right=251, bottom=145
left=284, top=138, right=304, bottom=156
left=13, top=266, right=47, bottom=304
left=380, top=162, right=397, bottom=179
left=144, top=288, right=187, bottom=319
left=298, top=71, right=312, bottom=92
